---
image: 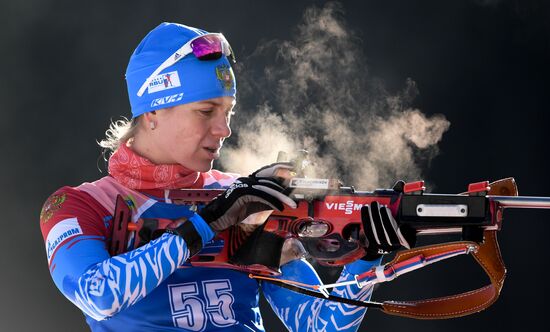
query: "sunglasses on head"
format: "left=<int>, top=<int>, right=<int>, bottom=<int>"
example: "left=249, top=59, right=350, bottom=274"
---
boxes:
left=137, top=33, right=235, bottom=97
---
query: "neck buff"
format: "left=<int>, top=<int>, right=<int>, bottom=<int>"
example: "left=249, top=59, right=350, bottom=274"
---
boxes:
left=108, top=143, right=202, bottom=189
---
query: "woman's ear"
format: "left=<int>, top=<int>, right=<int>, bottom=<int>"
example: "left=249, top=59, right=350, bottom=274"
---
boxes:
left=143, top=110, right=158, bottom=130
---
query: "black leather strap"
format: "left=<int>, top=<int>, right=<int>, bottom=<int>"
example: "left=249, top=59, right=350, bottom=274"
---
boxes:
left=165, top=220, right=203, bottom=256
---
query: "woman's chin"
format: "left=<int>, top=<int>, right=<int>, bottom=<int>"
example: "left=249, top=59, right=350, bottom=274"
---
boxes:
left=180, top=160, right=213, bottom=173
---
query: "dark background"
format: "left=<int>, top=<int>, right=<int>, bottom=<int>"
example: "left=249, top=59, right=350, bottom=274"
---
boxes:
left=1, top=0, right=549, bottom=331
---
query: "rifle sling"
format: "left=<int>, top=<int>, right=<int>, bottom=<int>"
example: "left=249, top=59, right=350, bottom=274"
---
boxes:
left=380, top=230, right=506, bottom=319
left=258, top=236, right=504, bottom=319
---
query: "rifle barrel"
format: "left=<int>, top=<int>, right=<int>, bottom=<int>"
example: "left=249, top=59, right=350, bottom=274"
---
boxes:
left=490, top=196, right=550, bottom=209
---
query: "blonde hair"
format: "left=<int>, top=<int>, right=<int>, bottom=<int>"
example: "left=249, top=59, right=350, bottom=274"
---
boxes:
left=98, top=117, right=141, bottom=154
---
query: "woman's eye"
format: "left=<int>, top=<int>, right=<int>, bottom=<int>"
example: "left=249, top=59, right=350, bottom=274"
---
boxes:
left=200, top=109, right=214, bottom=116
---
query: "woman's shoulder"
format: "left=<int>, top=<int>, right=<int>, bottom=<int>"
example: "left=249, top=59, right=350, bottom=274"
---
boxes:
left=39, top=177, right=115, bottom=224
left=40, top=176, right=149, bottom=222
left=38, top=183, right=110, bottom=244
left=39, top=185, right=90, bottom=225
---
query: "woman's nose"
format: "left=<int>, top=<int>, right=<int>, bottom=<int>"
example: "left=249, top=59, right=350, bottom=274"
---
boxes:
left=211, top=114, right=231, bottom=138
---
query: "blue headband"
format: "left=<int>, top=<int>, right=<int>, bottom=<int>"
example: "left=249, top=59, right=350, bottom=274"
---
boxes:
left=125, top=22, right=237, bottom=118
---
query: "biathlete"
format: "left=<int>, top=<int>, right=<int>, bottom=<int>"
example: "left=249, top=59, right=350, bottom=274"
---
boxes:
left=40, top=22, right=412, bottom=331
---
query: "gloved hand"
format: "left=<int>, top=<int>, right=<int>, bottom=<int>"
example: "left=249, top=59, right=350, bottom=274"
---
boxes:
left=167, top=165, right=297, bottom=256
left=361, top=181, right=417, bottom=260
left=199, top=174, right=296, bottom=232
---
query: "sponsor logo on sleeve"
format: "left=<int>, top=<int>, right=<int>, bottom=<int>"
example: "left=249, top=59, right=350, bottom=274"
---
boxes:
left=147, top=71, right=181, bottom=94
left=46, top=217, right=83, bottom=263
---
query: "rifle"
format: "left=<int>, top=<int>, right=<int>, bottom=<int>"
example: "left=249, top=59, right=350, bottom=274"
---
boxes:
left=110, top=175, right=550, bottom=319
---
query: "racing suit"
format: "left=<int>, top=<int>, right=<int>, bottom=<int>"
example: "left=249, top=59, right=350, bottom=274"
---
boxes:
left=40, top=168, right=379, bottom=331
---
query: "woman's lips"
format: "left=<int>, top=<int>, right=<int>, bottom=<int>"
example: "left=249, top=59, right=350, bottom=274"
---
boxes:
left=203, top=147, right=220, bottom=159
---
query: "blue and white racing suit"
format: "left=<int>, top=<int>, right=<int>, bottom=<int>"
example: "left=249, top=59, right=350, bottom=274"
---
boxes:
left=40, top=171, right=379, bottom=331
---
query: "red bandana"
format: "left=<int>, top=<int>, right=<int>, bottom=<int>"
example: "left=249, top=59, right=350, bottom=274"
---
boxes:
left=108, top=143, right=202, bottom=189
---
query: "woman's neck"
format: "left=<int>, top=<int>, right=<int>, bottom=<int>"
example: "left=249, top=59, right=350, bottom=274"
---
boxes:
left=128, top=129, right=167, bottom=165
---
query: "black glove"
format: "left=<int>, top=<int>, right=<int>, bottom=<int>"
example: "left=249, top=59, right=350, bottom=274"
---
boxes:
left=167, top=167, right=296, bottom=256
left=361, top=181, right=417, bottom=260
left=199, top=175, right=296, bottom=232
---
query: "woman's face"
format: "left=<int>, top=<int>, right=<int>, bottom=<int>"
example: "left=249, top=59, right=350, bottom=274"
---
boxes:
left=146, top=96, right=235, bottom=171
